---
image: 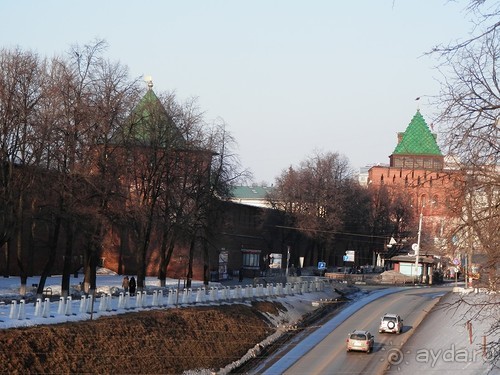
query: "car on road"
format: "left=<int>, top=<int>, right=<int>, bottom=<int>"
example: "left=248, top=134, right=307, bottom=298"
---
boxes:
left=346, top=330, right=374, bottom=353
left=379, top=313, right=403, bottom=334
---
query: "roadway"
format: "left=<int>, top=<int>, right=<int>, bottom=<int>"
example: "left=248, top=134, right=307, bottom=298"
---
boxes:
left=259, top=285, right=451, bottom=375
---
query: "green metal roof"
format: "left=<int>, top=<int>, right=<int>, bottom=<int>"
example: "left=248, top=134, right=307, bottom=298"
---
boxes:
left=393, top=111, right=442, bottom=156
left=112, top=88, right=185, bottom=147
left=231, top=186, right=275, bottom=199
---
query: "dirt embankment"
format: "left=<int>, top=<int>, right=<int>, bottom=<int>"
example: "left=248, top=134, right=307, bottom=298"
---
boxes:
left=0, top=301, right=283, bottom=374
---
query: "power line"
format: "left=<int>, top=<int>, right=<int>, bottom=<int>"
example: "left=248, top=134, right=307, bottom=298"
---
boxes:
left=274, top=225, right=391, bottom=240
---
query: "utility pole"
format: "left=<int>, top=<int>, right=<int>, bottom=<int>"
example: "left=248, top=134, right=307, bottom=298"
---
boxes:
left=414, top=211, right=423, bottom=282
left=285, top=245, right=290, bottom=277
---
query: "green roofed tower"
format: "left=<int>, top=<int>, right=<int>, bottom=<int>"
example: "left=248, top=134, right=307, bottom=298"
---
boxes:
left=389, top=110, right=444, bottom=170
left=111, top=79, right=185, bottom=148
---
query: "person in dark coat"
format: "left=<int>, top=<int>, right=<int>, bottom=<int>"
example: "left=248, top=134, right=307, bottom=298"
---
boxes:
left=129, top=276, right=136, bottom=296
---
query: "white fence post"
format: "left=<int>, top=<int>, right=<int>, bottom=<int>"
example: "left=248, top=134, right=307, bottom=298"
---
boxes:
left=34, top=298, right=43, bottom=317
left=57, top=297, right=66, bottom=315
left=167, top=289, right=174, bottom=306
left=9, top=300, right=17, bottom=319
left=80, top=296, right=87, bottom=313
left=118, top=293, right=124, bottom=309
left=181, top=289, right=188, bottom=304
left=106, top=294, right=113, bottom=312
left=65, top=296, right=72, bottom=316
left=98, top=295, right=106, bottom=312
left=86, top=295, right=93, bottom=313
left=135, top=292, right=142, bottom=309
left=43, top=298, right=50, bottom=318
left=195, top=288, right=203, bottom=303
left=18, top=300, right=26, bottom=320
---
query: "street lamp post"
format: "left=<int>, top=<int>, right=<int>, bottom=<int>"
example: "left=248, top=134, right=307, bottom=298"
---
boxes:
left=285, top=246, right=290, bottom=277
left=414, top=211, right=423, bottom=282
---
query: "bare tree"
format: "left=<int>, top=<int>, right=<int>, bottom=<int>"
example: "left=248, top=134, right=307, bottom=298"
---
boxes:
left=434, top=7, right=499, bottom=288
left=431, top=0, right=499, bottom=369
left=72, top=46, right=140, bottom=296
left=271, top=151, right=354, bottom=266
left=120, top=87, right=181, bottom=291
left=197, top=119, right=246, bottom=285
left=0, top=48, right=50, bottom=294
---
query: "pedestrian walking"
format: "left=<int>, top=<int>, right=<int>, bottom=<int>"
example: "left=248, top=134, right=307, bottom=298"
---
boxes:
left=122, top=276, right=129, bottom=293
left=129, top=276, right=136, bottom=296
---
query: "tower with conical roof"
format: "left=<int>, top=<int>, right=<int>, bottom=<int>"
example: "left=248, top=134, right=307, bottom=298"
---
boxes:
left=111, top=79, right=186, bottom=148
left=389, top=110, right=444, bottom=170
left=367, top=110, right=462, bottom=284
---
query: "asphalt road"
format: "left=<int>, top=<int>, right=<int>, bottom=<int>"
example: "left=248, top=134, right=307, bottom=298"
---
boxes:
left=260, top=286, right=450, bottom=375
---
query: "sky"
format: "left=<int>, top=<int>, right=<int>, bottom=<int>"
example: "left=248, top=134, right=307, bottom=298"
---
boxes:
left=0, top=1, right=474, bottom=183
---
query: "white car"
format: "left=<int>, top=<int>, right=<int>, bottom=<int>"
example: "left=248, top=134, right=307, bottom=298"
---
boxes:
left=379, top=313, right=403, bottom=334
left=346, top=330, right=374, bottom=353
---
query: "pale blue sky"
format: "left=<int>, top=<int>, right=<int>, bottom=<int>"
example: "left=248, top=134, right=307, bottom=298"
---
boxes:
left=1, top=1, right=472, bottom=183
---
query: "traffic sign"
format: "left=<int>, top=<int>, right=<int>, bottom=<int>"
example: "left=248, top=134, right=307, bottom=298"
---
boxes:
left=344, top=250, right=355, bottom=262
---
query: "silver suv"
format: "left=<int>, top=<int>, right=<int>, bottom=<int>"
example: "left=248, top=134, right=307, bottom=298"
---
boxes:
left=379, top=313, right=403, bottom=334
left=346, top=330, right=374, bottom=353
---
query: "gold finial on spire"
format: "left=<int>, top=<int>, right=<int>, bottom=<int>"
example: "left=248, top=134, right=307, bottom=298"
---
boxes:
left=144, top=75, right=153, bottom=90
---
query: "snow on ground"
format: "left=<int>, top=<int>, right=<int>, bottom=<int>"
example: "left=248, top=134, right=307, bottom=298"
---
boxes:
left=386, top=289, right=499, bottom=374
left=5, top=272, right=496, bottom=374
left=0, top=270, right=340, bottom=330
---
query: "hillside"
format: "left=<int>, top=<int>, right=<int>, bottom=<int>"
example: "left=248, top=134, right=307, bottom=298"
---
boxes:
left=0, top=301, right=340, bottom=374
left=0, top=301, right=282, bottom=374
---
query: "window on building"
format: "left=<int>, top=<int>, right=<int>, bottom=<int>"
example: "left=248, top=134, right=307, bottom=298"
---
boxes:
left=241, top=249, right=261, bottom=269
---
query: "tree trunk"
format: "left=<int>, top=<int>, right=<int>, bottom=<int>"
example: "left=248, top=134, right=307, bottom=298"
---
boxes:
left=83, top=241, right=98, bottom=295
left=118, top=226, right=125, bottom=275
left=61, top=221, right=74, bottom=298
left=36, top=215, right=61, bottom=300
left=158, top=227, right=169, bottom=287
left=186, top=236, right=196, bottom=289
left=136, top=232, right=148, bottom=292
left=136, top=211, right=154, bottom=291
left=2, top=243, right=9, bottom=277
left=202, top=238, right=209, bottom=286
left=15, top=192, right=28, bottom=296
